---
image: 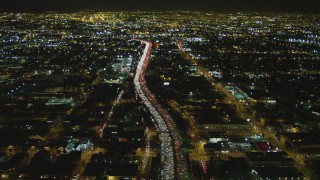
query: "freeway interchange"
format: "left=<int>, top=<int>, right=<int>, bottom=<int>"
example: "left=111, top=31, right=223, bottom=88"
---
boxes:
left=134, top=40, right=188, bottom=179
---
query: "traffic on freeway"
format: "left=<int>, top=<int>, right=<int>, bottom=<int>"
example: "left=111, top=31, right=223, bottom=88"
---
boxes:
left=134, top=40, right=189, bottom=179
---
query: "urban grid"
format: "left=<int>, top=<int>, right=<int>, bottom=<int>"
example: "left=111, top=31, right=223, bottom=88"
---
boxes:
left=0, top=11, right=319, bottom=179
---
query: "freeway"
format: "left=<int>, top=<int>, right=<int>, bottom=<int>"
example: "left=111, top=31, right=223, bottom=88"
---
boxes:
left=134, top=40, right=189, bottom=179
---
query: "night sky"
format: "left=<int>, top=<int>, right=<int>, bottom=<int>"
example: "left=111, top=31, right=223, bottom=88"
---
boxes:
left=0, top=0, right=320, bottom=12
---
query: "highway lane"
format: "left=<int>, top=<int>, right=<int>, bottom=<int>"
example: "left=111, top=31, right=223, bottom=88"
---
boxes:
left=134, top=40, right=189, bottom=179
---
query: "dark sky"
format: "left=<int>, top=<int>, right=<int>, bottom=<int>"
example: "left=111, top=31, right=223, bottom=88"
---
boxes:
left=0, top=0, right=320, bottom=12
